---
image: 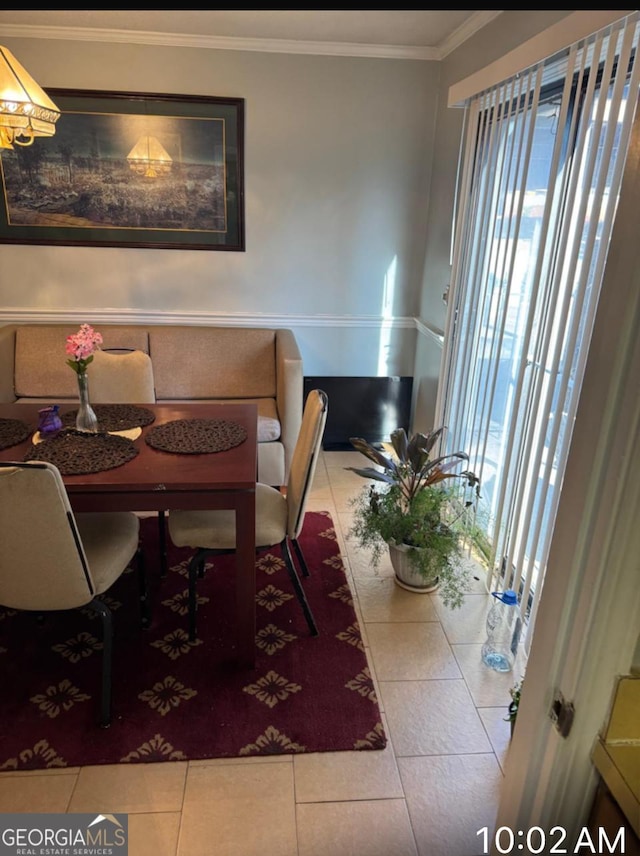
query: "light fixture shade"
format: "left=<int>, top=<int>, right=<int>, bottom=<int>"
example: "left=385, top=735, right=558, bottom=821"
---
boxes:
left=0, top=45, right=60, bottom=149
left=127, top=135, right=173, bottom=178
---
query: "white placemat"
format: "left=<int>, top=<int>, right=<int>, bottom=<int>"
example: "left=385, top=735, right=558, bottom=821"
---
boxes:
left=33, top=426, right=142, bottom=444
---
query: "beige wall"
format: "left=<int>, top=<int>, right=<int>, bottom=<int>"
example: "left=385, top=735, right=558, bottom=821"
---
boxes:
left=0, top=36, right=438, bottom=378
left=0, top=13, right=578, bottom=414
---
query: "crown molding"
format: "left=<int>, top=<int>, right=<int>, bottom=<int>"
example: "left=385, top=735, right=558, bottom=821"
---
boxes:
left=438, top=11, right=503, bottom=59
left=0, top=23, right=442, bottom=61
left=0, top=13, right=505, bottom=61
left=448, top=10, right=633, bottom=105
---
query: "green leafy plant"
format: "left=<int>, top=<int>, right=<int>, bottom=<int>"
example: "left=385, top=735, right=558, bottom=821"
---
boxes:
left=347, top=427, right=480, bottom=609
left=505, top=679, right=523, bottom=728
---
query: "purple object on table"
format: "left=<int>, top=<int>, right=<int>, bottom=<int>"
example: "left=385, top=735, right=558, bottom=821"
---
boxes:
left=38, top=405, right=63, bottom=436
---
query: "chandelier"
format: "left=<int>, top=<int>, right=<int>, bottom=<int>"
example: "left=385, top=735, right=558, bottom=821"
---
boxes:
left=0, top=45, right=60, bottom=150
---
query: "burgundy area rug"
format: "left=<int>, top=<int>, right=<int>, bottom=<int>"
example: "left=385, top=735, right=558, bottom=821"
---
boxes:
left=0, top=511, right=386, bottom=770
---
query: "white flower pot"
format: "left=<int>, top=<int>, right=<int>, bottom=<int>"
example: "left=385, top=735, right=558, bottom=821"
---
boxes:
left=388, top=541, right=441, bottom=594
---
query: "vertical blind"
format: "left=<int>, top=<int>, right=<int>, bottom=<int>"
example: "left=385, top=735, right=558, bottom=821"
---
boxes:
left=436, top=13, right=640, bottom=646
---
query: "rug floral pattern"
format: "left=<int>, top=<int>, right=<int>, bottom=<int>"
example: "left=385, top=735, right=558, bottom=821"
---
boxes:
left=0, top=512, right=386, bottom=769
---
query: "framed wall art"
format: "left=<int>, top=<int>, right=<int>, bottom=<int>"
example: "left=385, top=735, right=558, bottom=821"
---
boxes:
left=0, top=89, right=245, bottom=251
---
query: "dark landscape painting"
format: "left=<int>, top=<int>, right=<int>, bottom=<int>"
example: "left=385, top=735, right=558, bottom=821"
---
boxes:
left=0, top=90, right=245, bottom=250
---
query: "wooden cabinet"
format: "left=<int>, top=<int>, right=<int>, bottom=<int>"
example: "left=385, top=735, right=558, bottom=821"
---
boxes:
left=588, top=783, right=640, bottom=856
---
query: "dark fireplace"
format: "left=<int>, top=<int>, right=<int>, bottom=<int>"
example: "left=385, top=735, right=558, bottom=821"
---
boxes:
left=303, top=376, right=413, bottom=450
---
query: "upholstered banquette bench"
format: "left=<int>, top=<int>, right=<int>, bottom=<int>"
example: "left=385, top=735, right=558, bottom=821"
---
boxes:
left=0, top=323, right=303, bottom=486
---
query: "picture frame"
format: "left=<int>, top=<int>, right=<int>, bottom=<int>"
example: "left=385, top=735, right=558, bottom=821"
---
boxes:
left=0, top=89, right=245, bottom=251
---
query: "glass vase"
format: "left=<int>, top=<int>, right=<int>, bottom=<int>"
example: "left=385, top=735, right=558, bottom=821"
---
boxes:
left=76, top=370, right=98, bottom=433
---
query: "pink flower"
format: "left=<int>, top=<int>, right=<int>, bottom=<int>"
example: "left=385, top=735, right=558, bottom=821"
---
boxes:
left=65, top=324, right=103, bottom=374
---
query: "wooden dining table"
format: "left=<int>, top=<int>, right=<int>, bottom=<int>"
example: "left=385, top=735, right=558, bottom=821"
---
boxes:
left=0, top=401, right=258, bottom=669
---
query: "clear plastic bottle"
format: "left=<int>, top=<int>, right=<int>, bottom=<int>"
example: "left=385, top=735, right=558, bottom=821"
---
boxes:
left=481, top=589, right=522, bottom=672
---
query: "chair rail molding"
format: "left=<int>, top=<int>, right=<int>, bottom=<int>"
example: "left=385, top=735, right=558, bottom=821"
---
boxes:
left=0, top=307, right=419, bottom=330
left=415, top=318, right=444, bottom=346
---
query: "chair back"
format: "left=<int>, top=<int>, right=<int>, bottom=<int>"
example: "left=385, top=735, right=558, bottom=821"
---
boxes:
left=0, top=461, right=95, bottom=611
left=286, top=389, right=328, bottom=539
left=90, top=349, right=156, bottom=403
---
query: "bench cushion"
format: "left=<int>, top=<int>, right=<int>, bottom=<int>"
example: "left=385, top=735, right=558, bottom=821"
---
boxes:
left=15, top=325, right=149, bottom=399
left=149, top=327, right=277, bottom=400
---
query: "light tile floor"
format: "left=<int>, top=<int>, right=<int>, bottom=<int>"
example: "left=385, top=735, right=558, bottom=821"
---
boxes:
left=0, top=450, right=525, bottom=856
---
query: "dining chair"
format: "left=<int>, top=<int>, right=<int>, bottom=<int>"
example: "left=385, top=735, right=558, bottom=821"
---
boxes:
left=167, top=388, right=328, bottom=642
left=0, top=460, right=150, bottom=727
left=89, top=348, right=156, bottom=404
left=89, top=348, right=169, bottom=571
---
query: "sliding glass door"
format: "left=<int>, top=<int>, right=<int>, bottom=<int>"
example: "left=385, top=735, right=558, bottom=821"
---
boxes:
left=437, top=15, right=640, bottom=645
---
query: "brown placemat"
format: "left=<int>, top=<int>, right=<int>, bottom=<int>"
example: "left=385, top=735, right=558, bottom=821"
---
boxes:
left=0, top=418, right=31, bottom=451
left=145, top=418, right=247, bottom=454
left=25, top=429, right=139, bottom=474
left=61, top=404, right=155, bottom=432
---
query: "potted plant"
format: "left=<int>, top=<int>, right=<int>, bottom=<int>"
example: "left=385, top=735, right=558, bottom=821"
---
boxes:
left=505, top=679, right=523, bottom=738
left=347, top=426, right=480, bottom=609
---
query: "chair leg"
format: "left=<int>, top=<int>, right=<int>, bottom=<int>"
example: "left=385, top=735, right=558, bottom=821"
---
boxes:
left=88, top=598, right=113, bottom=728
left=282, top=538, right=318, bottom=636
left=184, top=541, right=317, bottom=642
left=159, top=510, right=168, bottom=579
left=135, top=546, right=151, bottom=629
left=292, top=538, right=310, bottom=577
left=188, top=550, right=206, bottom=642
